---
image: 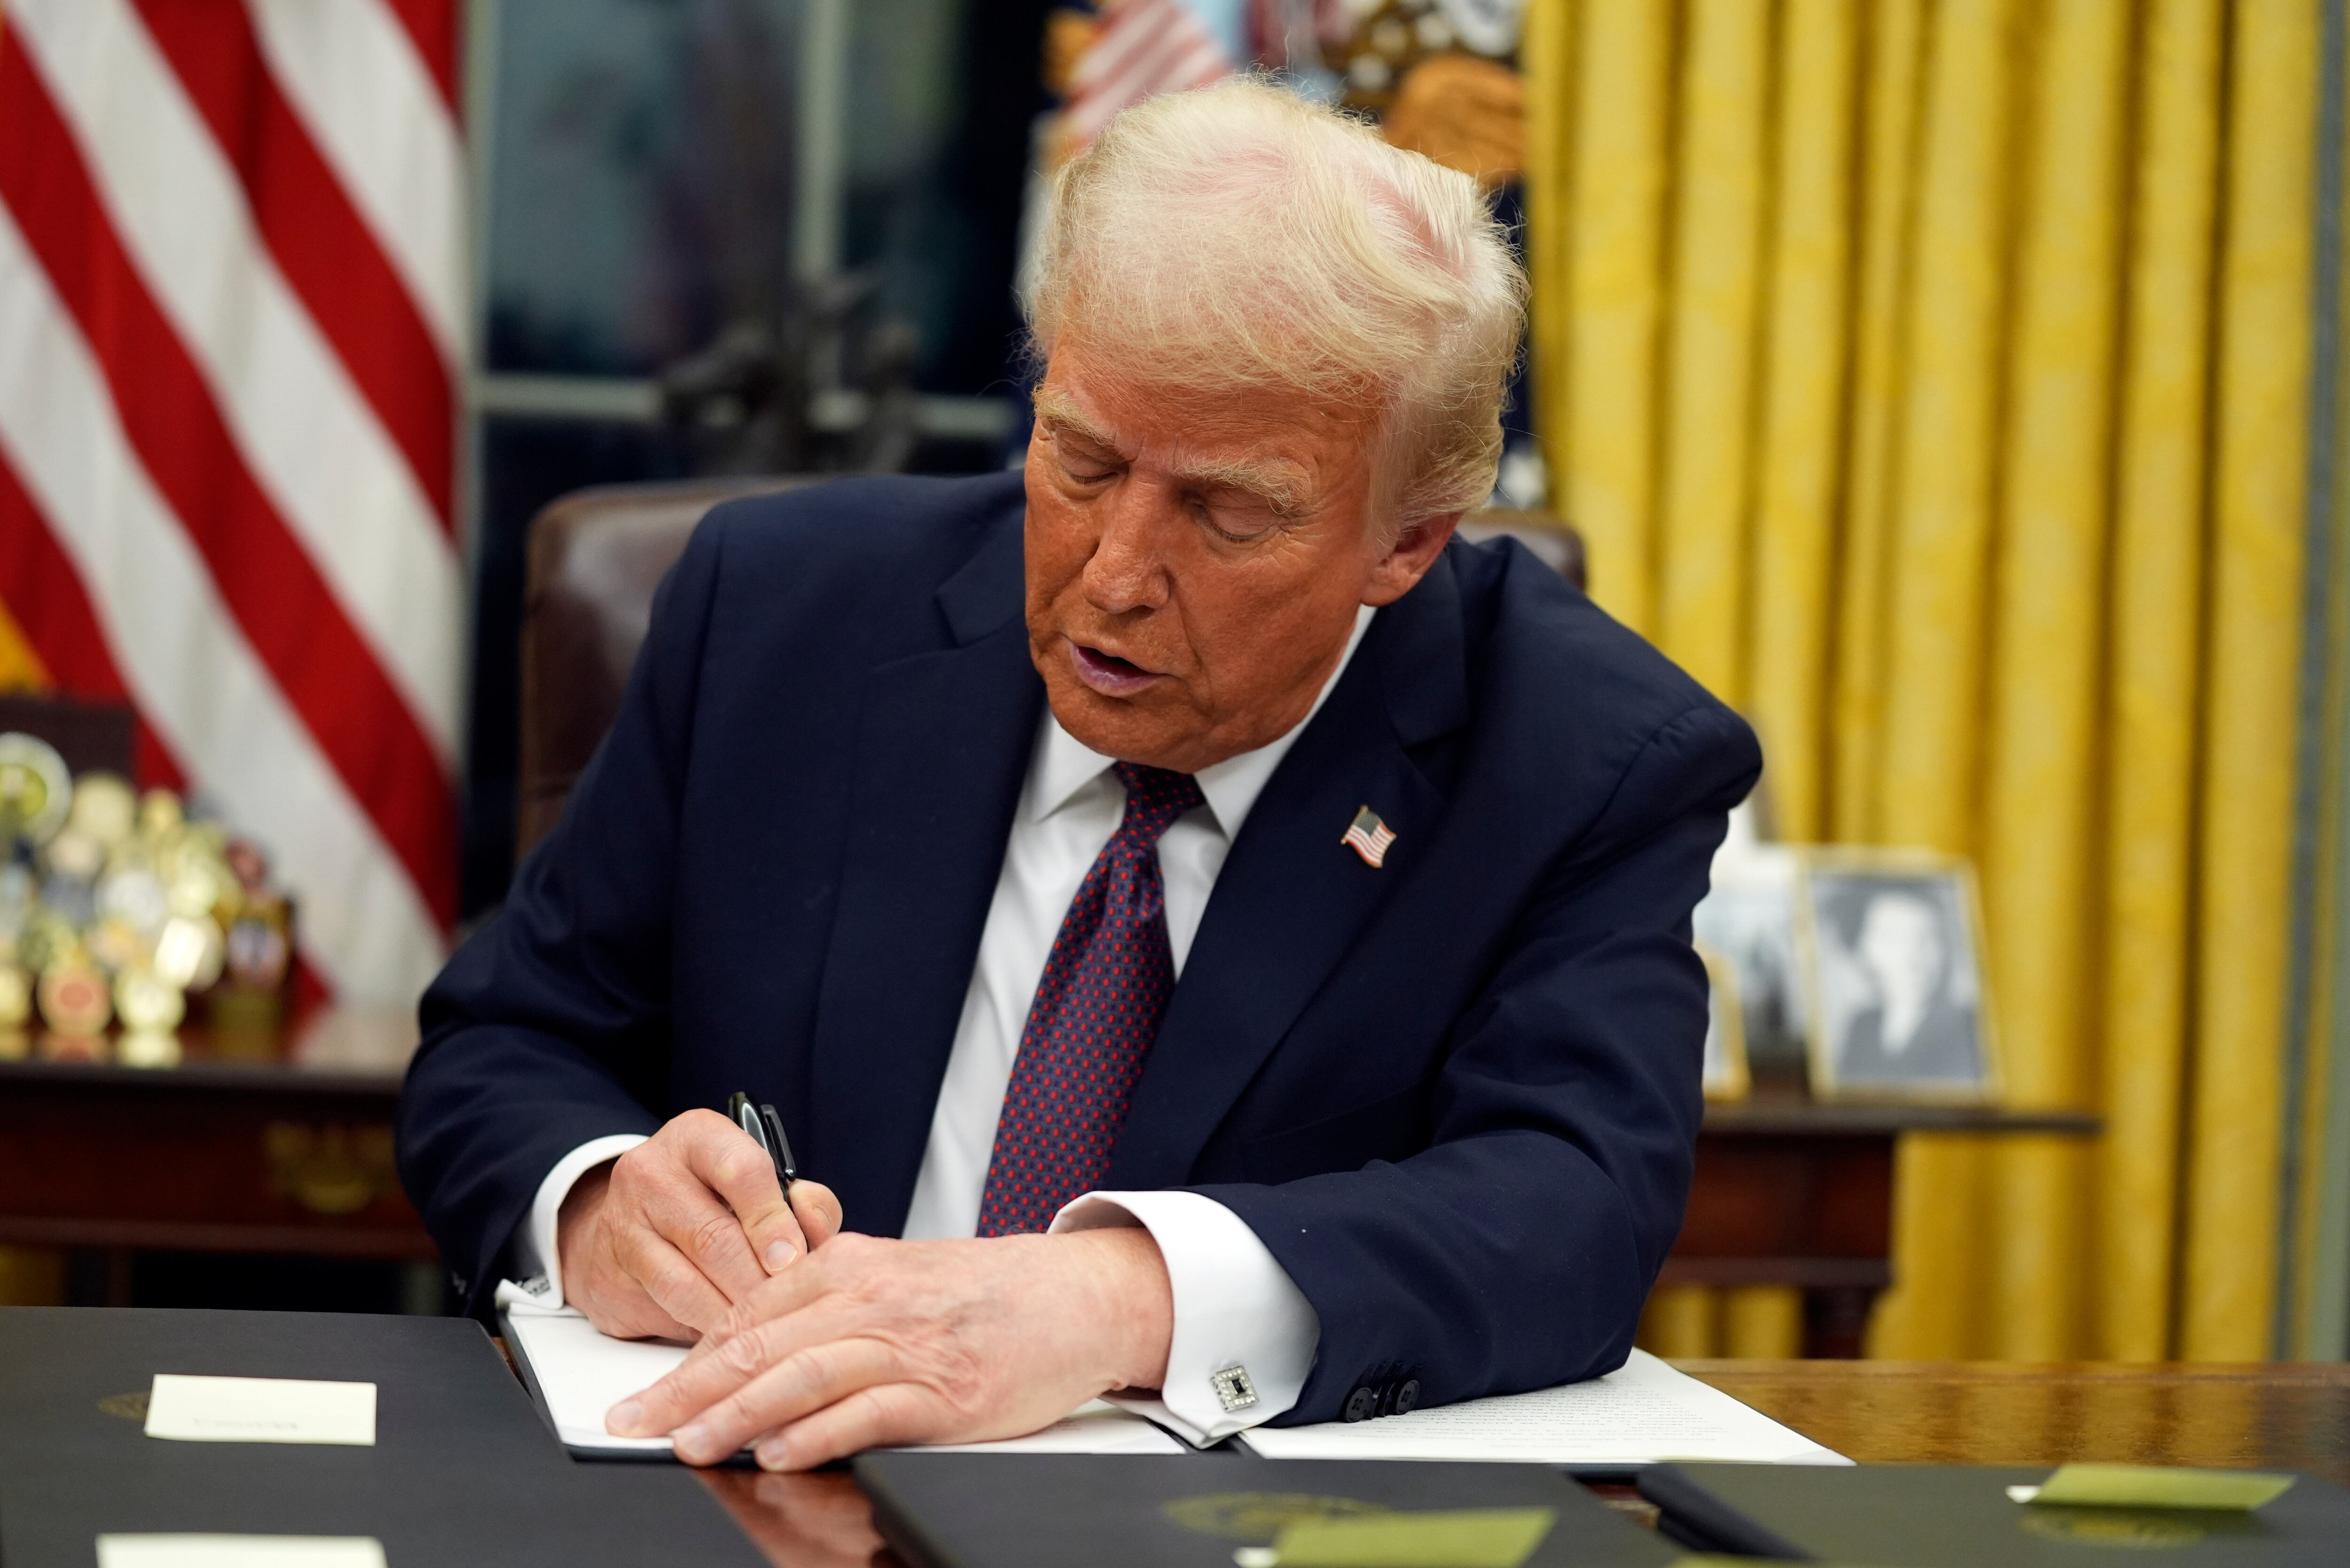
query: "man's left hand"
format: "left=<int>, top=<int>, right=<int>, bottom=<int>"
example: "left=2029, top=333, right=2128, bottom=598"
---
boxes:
left=604, top=1226, right=1174, bottom=1469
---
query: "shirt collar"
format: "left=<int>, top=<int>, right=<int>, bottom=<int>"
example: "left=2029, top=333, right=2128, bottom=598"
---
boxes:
left=1029, top=604, right=1377, bottom=838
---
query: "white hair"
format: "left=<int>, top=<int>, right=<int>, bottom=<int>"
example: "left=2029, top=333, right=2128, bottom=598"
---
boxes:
left=1022, top=76, right=1527, bottom=529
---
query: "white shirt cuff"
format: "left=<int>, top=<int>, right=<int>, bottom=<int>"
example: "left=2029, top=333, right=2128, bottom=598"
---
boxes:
left=512, top=1133, right=650, bottom=1310
left=1050, top=1190, right=1320, bottom=1445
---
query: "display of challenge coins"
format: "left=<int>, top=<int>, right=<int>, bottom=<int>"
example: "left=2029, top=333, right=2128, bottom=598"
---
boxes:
left=0, top=733, right=70, bottom=844
left=114, top=966, right=186, bottom=1032
left=0, top=732, right=298, bottom=1053
left=0, top=961, right=30, bottom=1028
left=37, top=954, right=110, bottom=1036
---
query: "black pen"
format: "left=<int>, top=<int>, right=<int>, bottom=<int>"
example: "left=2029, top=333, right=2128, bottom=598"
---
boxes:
left=725, top=1090, right=798, bottom=1189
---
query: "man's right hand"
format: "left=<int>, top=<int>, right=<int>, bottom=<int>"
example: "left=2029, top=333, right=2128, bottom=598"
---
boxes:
left=557, top=1109, right=842, bottom=1341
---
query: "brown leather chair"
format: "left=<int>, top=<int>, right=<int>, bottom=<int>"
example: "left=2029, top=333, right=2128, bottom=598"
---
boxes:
left=517, top=476, right=818, bottom=857
left=516, top=485, right=1587, bottom=858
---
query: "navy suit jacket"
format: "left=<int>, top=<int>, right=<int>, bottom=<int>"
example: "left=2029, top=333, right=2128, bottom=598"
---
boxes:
left=397, top=471, right=1760, bottom=1424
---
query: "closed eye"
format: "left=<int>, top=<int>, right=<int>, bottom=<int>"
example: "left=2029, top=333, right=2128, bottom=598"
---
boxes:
left=1191, top=490, right=1291, bottom=544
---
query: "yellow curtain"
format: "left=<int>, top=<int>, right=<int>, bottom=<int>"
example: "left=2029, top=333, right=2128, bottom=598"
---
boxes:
left=1529, top=0, right=2328, bottom=1359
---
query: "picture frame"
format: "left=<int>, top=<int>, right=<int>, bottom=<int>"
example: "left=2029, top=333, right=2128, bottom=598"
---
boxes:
left=1692, top=838, right=1809, bottom=1082
left=1696, top=942, right=1749, bottom=1102
left=1792, top=847, right=2000, bottom=1104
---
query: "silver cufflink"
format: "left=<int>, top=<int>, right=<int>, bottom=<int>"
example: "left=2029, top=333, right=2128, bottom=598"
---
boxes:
left=1209, top=1364, right=1259, bottom=1413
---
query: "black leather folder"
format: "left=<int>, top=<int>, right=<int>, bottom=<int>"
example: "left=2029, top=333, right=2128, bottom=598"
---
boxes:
left=855, top=1451, right=1682, bottom=1568
left=1639, top=1460, right=2350, bottom=1565
left=0, top=1305, right=765, bottom=1568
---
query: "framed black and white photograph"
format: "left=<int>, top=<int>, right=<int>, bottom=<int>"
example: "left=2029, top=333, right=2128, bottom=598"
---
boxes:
left=1697, top=943, right=1749, bottom=1102
left=1692, top=832, right=1808, bottom=1082
left=1795, top=850, right=1998, bottom=1103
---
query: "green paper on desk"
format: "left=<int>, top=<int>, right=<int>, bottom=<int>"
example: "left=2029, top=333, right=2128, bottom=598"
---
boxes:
left=1268, top=1506, right=1556, bottom=1568
left=2017, top=1465, right=2296, bottom=1511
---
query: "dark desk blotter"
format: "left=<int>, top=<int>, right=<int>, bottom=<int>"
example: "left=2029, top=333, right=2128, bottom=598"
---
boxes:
left=0, top=1305, right=764, bottom=1568
left=1641, top=1460, right=2350, bottom=1566
left=855, top=1451, right=1680, bottom=1568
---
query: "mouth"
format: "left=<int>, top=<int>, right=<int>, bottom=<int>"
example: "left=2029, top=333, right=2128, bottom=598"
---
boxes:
left=1066, top=640, right=1164, bottom=697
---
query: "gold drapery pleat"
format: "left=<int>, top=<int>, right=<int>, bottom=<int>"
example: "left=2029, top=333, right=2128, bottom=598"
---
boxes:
left=2293, top=0, right=2350, bottom=1366
left=1828, top=0, right=1924, bottom=848
left=2183, top=0, right=2321, bottom=1359
left=1747, top=0, right=1858, bottom=840
left=2100, top=0, right=2224, bottom=1367
left=1528, top=0, right=2331, bottom=1358
left=1976, top=0, right=2130, bottom=1360
left=1655, top=0, right=1771, bottom=701
left=1560, top=0, right=1673, bottom=635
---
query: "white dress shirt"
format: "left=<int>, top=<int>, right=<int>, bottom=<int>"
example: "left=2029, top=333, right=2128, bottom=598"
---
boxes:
left=515, top=605, right=1374, bottom=1445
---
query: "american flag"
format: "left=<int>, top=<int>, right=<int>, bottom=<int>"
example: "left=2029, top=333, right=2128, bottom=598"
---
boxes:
left=0, top=0, right=462, bottom=1004
left=1341, top=805, right=1395, bottom=868
left=1062, top=0, right=1233, bottom=152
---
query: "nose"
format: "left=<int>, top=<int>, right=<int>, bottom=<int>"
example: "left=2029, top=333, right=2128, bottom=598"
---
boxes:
left=1080, top=482, right=1175, bottom=616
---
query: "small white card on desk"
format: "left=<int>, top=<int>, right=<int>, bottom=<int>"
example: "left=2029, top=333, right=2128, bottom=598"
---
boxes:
left=143, top=1374, right=377, bottom=1446
left=96, top=1536, right=386, bottom=1568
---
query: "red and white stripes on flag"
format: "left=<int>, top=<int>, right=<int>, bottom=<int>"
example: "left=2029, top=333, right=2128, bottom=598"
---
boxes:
left=0, top=0, right=463, bottom=1003
left=1063, top=0, right=1233, bottom=152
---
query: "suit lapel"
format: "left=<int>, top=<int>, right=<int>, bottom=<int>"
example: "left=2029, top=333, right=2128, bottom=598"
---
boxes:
left=1106, top=551, right=1470, bottom=1188
left=805, top=523, right=1042, bottom=1235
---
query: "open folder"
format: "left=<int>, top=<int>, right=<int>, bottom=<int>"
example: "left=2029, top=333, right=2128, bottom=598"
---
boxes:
left=500, top=1290, right=1843, bottom=1471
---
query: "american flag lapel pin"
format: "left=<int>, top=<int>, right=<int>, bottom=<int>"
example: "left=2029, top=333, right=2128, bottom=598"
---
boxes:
left=1340, top=805, right=1396, bottom=868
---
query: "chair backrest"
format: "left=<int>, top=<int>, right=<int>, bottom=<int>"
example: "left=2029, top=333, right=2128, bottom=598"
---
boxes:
left=517, top=476, right=817, bottom=857
left=516, top=486, right=1587, bottom=858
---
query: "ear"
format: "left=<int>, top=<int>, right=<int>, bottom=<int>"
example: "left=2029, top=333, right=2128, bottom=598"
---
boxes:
left=1361, top=512, right=1461, bottom=607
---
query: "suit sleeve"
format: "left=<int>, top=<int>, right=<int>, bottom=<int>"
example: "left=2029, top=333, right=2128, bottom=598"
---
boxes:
left=1198, top=700, right=1758, bottom=1422
left=394, top=517, right=728, bottom=1316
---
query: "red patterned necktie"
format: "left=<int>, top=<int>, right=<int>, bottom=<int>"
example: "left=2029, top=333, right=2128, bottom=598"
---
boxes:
left=975, top=761, right=1206, bottom=1236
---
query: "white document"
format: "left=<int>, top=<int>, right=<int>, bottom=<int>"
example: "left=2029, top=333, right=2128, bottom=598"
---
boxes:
left=143, top=1375, right=376, bottom=1447
left=894, top=1401, right=1189, bottom=1455
left=501, top=1297, right=1183, bottom=1458
left=1238, top=1350, right=1847, bottom=1466
left=96, top=1536, right=386, bottom=1568
left=504, top=1310, right=696, bottom=1456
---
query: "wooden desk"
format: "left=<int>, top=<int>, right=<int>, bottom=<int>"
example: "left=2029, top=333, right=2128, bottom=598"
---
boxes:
left=0, top=1014, right=2090, bottom=1337
left=687, top=1362, right=2350, bottom=1568
left=1683, top=1360, right=2350, bottom=1487
left=0, top=1012, right=429, bottom=1272
left=1674, top=1103, right=2100, bottom=1358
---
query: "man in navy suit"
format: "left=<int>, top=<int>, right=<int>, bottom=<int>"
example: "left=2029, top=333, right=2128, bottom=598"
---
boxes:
left=397, top=79, right=1757, bottom=1470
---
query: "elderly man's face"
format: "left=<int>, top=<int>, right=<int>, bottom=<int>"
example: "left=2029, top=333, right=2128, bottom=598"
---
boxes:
left=1023, top=342, right=1454, bottom=773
